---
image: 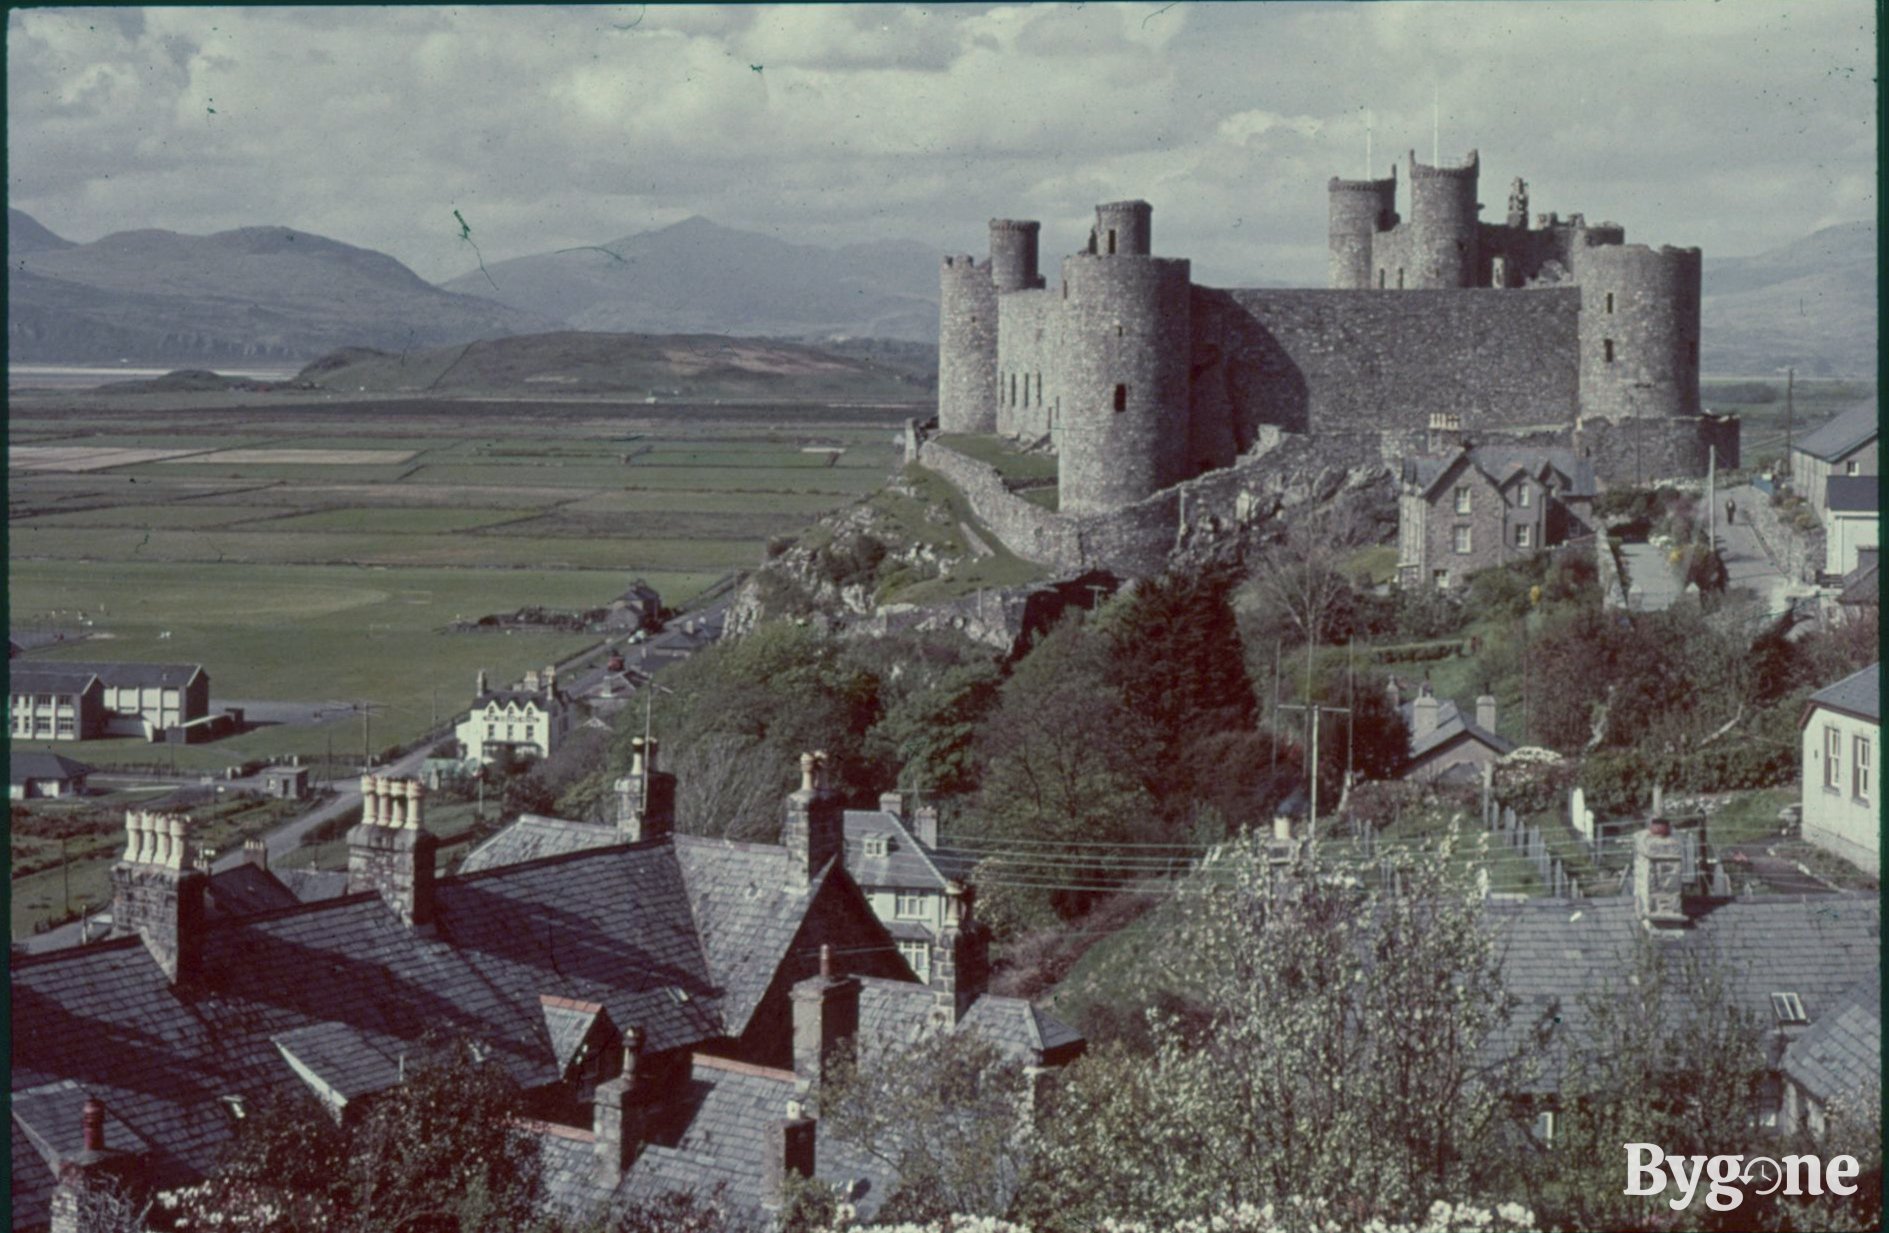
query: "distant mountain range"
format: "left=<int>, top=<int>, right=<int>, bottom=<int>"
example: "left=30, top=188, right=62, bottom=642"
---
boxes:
left=7, top=210, right=552, bottom=364
left=1699, top=221, right=1875, bottom=378
left=439, top=216, right=942, bottom=343
left=8, top=206, right=1872, bottom=378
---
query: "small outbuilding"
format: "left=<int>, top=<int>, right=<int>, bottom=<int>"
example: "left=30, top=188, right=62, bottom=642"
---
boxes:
left=10, top=752, right=94, bottom=800
left=260, top=765, right=311, bottom=800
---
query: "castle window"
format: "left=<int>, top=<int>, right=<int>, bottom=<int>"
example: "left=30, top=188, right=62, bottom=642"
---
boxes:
left=1113, top=384, right=1127, bottom=413
left=1397, top=268, right=1406, bottom=289
left=1034, top=372, right=1042, bottom=405
left=1107, top=229, right=1117, bottom=255
left=1603, top=339, right=1616, bottom=363
left=1378, top=269, right=1386, bottom=288
left=1116, top=324, right=1123, bottom=338
left=1605, top=292, right=1615, bottom=314
left=1454, top=486, right=1472, bottom=514
left=1062, top=280, right=1068, bottom=300
left=1009, top=373, right=1017, bottom=406
left=1453, top=525, right=1473, bottom=554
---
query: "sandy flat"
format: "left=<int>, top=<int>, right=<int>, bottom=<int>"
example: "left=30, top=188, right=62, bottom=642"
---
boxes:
left=9, top=446, right=206, bottom=471
left=161, top=448, right=418, bottom=465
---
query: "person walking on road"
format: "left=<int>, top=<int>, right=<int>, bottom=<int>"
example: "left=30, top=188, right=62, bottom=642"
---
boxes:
left=1725, top=497, right=1736, bottom=527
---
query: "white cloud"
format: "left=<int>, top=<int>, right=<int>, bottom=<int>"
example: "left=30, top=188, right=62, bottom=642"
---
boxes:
left=7, top=1, right=1874, bottom=286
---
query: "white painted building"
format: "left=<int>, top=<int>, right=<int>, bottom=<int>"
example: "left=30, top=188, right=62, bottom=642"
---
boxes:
left=456, top=666, right=573, bottom=767
left=844, top=793, right=974, bottom=982
left=1799, top=662, right=1879, bottom=876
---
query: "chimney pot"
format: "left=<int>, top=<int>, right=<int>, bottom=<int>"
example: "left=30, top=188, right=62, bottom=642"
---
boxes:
left=820, top=943, right=834, bottom=980
left=879, top=790, right=905, bottom=818
left=1648, top=816, right=1671, bottom=837
left=81, top=1098, right=105, bottom=1153
left=1475, top=694, right=1497, bottom=732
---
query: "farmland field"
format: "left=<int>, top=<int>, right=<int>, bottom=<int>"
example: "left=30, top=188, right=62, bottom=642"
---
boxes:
left=9, top=391, right=918, bottom=774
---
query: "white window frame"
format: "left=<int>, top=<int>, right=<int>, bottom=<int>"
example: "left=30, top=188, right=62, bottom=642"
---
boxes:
left=1517, top=484, right=1532, bottom=508
left=1432, top=569, right=1450, bottom=591
left=898, top=940, right=930, bottom=975
left=1453, top=525, right=1473, bottom=555
left=895, top=892, right=927, bottom=919
left=1454, top=486, right=1472, bottom=514
left=1824, top=725, right=1842, bottom=791
left=1515, top=524, right=1533, bottom=549
left=1854, top=734, right=1871, bottom=802
left=1845, top=459, right=1861, bottom=476
left=1771, top=992, right=1808, bottom=1025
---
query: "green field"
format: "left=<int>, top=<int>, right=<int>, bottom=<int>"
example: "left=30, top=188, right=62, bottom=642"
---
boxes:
left=9, top=394, right=917, bottom=776
left=1699, top=376, right=1876, bottom=474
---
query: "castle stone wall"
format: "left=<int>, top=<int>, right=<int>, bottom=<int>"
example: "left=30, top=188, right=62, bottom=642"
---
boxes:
left=937, top=257, right=998, bottom=434
left=1408, top=150, right=1481, bottom=288
left=1093, top=201, right=1153, bottom=257
left=1572, top=243, right=1702, bottom=421
left=1327, top=175, right=1398, bottom=290
left=995, top=289, right=1058, bottom=441
left=1211, top=287, right=1582, bottom=434
left=989, top=220, right=1045, bottom=292
left=1573, top=412, right=1740, bottom=488
left=1058, top=253, right=1194, bottom=513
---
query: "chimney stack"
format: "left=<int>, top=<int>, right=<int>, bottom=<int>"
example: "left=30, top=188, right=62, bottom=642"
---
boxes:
left=524, top=669, right=541, bottom=691
left=51, top=1097, right=140, bottom=1233
left=930, top=882, right=991, bottom=1027
left=1631, top=818, right=1688, bottom=929
left=347, top=776, right=438, bottom=928
left=243, top=837, right=269, bottom=870
left=783, top=752, right=844, bottom=891
left=878, top=790, right=906, bottom=819
left=476, top=668, right=488, bottom=696
left=1412, top=684, right=1440, bottom=740
left=545, top=664, right=558, bottom=695
left=111, top=811, right=207, bottom=985
left=792, top=944, right=861, bottom=1097
left=615, top=737, right=676, bottom=843
left=593, top=1029, right=648, bottom=1184
left=762, top=1100, right=818, bottom=1210
left=1475, top=694, right=1497, bottom=732
left=911, top=803, right=940, bottom=850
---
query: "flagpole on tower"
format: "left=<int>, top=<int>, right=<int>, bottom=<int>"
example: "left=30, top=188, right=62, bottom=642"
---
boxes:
left=1433, top=84, right=1440, bottom=163
left=1366, top=109, right=1374, bottom=177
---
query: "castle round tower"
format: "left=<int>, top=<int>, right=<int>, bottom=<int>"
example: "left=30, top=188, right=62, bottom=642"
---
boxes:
left=1327, top=172, right=1397, bottom=289
left=1091, top=201, right=1153, bottom=257
left=1572, top=242, right=1702, bottom=421
left=1055, top=249, right=1193, bottom=514
left=937, top=255, right=999, bottom=434
left=1408, top=149, right=1480, bottom=288
left=988, top=220, right=1045, bottom=292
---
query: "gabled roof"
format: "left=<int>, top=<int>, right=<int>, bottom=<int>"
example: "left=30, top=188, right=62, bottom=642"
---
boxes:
left=273, top=1021, right=410, bottom=1106
left=12, top=1079, right=152, bottom=1230
left=471, top=688, right=559, bottom=710
left=1805, top=663, right=1880, bottom=726
left=844, top=809, right=950, bottom=892
left=43, top=661, right=204, bottom=689
left=205, top=864, right=304, bottom=921
left=7, top=666, right=102, bottom=695
left=1793, top=399, right=1878, bottom=463
left=540, top=995, right=611, bottom=1076
left=1402, top=445, right=1598, bottom=504
left=1491, top=893, right=1880, bottom=1095
left=9, top=751, right=93, bottom=783
left=853, top=978, right=1085, bottom=1066
left=1826, top=475, right=1879, bottom=513
left=1837, top=563, right=1879, bottom=607
left=1399, top=695, right=1516, bottom=764
left=1781, top=971, right=1880, bottom=1106
left=460, top=813, right=622, bottom=872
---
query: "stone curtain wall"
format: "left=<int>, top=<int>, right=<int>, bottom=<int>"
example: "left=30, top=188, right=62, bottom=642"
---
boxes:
left=1743, top=485, right=1827, bottom=585
left=1572, top=413, right=1739, bottom=488
left=1211, top=288, right=1582, bottom=436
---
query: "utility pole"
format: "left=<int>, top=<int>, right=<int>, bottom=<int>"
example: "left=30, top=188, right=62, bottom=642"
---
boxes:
left=1270, top=642, right=1282, bottom=783
left=1278, top=700, right=1353, bottom=846
left=1707, top=444, right=1717, bottom=547
left=1783, top=366, right=1795, bottom=480
left=61, top=836, right=70, bottom=917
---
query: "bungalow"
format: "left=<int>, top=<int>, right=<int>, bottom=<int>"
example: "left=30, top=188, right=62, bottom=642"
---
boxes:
left=1790, top=397, right=1877, bottom=519
left=1799, top=662, right=1879, bottom=876
left=1823, top=475, right=1879, bottom=578
left=1395, top=683, right=1516, bottom=783
left=9, top=752, right=94, bottom=800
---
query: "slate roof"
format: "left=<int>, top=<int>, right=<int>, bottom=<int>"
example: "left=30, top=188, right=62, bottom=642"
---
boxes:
left=541, top=995, right=609, bottom=1076
left=472, top=688, right=560, bottom=710
left=9, top=751, right=93, bottom=784
left=43, top=661, right=204, bottom=689
left=273, top=867, right=351, bottom=904
left=1490, top=893, right=1880, bottom=1095
left=1781, top=972, right=1881, bottom=1106
left=1825, top=475, right=1879, bottom=513
left=1793, top=399, right=1878, bottom=462
left=273, top=1020, right=409, bottom=1105
left=1402, top=446, right=1597, bottom=502
left=854, top=978, right=1085, bottom=1065
left=12, top=1080, right=153, bottom=1231
left=1400, top=695, right=1516, bottom=764
left=844, top=809, right=951, bottom=892
left=204, top=864, right=304, bottom=921
left=7, top=666, right=102, bottom=695
left=1837, top=563, right=1879, bottom=607
left=460, top=813, right=622, bottom=873
left=1805, top=663, right=1880, bottom=725
left=537, top=1055, right=898, bottom=1224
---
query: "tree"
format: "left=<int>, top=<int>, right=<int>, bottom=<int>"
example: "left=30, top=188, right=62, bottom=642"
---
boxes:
left=1025, top=831, right=1528, bottom=1231
left=163, top=1035, right=544, bottom=1233
left=817, top=1029, right=1036, bottom=1224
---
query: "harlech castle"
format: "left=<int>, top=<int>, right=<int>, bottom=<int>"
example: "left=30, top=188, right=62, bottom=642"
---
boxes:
left=923, top=147, right=1738, bottom=572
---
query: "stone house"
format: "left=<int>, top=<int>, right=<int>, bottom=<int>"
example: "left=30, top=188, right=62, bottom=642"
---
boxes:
left=14, top=751, right=1082, bottom=1231
left=1779, top=970, right=1880, bottom=1140
left=8, top=667, right=105, bottom=742
left=1493, top=818, right=1879, bottom=1143
left=9, top=751, right=93, bottom=800
left=455, top=665, right=573, bottom=767
left=842, top=792, right=977, bottom=983
left=1394, top=683, right=1516, bottom=782
left=1799, top=662, right=1879, bottom=876
left=1790, top=398, right=1877, bottom=520
left=1397, top=443, right=1598, bottom=590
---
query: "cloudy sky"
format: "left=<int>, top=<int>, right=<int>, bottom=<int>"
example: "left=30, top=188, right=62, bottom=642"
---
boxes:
left=8, top=2, right=1876, bottom=288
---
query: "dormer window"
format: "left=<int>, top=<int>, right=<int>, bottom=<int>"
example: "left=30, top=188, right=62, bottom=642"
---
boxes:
left=1770, top=992, right=1808, bottom=1025
left=864, top=835, right=888, bottom=858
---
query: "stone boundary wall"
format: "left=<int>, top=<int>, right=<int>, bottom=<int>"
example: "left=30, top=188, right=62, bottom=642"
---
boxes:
left=1742, top=487, right=1827, bottom=586
left=1572, top=413, right=1739, bottom=485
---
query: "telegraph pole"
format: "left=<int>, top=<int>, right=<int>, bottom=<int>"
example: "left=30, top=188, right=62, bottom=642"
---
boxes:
left=1784, top=366, right=1795, bottom=479
left=1278, top=700, right=1353, bottom=845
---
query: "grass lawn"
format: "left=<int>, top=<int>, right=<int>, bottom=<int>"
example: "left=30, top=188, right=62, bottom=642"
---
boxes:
left=933, top=433, right=1061, bottom=485
left=1706, top=786, right=1799, bottom=845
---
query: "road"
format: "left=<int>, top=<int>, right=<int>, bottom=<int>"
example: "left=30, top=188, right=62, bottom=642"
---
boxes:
left=1716, top=482, right=1796, bottom=617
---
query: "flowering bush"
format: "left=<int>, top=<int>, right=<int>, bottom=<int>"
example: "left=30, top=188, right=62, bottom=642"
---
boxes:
left=833, top=1199, right=1541, bottom=1233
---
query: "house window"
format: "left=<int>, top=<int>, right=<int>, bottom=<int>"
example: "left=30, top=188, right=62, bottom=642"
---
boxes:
left=1432, top=569, right=1450, bottom=590
left=523, top=725, right=534, bottom=741
left=1824, top=725, right=1842, bottom=790
left=35, top=694, right=52, bottom=707
left=56, top=717, right=74, bottom=736
left=1453, top=525, right=1473, bottom=554
left=1112, top=384, right=1127, bottom=413
left=486, top=724, right=496, bottom=740
left=506, top=724, right=515, bottom=741
left=1845, top=460, right=1861, bottom=476
left=895, top=892, right=927, bottom=919
left=1532, top=1109, right=1558, bottom=1148
left=1854, top=735, right=1871, bottom=802
left=1518, top=484, right=1532, bottom=508
left=1770, top=992, right=1808, bottom=1025
left=898, top=940, right=930, bottom=976
left=34, top=719, right=51, bottom=735
left=1603, top=339, right=1615, bottom=363
left=863, top=835, right=888, bottom=858
left=1454, top=486, right=1472, bottom=514
left=1515, top=525, right=1533, bottom=548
